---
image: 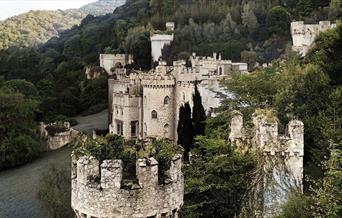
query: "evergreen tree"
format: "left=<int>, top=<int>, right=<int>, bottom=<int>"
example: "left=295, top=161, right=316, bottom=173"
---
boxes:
left=296, top=0, right=314, bottom=16
left=192, top=82, right=206, bottom=136
left=177, top=102, right=194, bottom=161
left=177, top=105, right=185, bottom=145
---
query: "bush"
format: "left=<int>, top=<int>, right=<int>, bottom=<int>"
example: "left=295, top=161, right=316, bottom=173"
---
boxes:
left=45, top=123, right=69, bottom=136
left=38, top=164, right=74, bottom=218
left=51, top=114, right=78, bottom=126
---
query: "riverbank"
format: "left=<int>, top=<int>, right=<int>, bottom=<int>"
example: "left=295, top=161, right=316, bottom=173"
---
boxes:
left=0, top=110, right=108, bottom=218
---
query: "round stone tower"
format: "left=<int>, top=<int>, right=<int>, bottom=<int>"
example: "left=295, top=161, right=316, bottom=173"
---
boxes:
left=141, top=63, right=176, bottom=140
left=71, top=154, right=184, bottom=218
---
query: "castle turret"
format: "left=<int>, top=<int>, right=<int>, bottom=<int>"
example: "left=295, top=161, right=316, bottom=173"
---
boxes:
left=141, top=63, right=176, bottom=140
left=291, top=21, right=336, bottom=56
left=71, top=155, right=184, bottom=218
left=229, top=110, right=304, bottom=216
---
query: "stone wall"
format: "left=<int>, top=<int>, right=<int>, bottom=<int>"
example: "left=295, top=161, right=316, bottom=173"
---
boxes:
left=150, top=34, right=174, bottom=62
left=71, top=155, right=184, bottom=218
left=229, top=111, right=304, bottom=217
left=100, top=54, right=133, bottom=75
left=291, top=21, right=336, bottom=56
left=40, top=122, right=80, bottom=150
left=85, top=66, right=105, bottom=80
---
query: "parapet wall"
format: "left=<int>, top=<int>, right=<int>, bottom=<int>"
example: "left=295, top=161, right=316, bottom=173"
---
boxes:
left=71, top=155, right=184, bottom=218
left=291, top=21, right=336, bottom=56
left=40, top=122, right=79, bottom=150
left=229, top=112, right=304, bottom=156
left=229, top=111, right=304, bottom=216
left=100, top=54, right=133, bottom=75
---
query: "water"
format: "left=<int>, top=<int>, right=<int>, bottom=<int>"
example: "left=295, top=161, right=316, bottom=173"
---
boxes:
left=0, top=147, right=72, bottom=218
left=0, top=110, right=107, bottom=218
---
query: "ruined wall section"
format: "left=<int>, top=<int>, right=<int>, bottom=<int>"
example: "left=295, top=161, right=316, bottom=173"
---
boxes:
left=229, top=112, right=304, bottom=217
left=40, top=122, right=80, bottom=150
left=71, top=155, right=184, bottom=218
left=100, top=54, right=133, bottom=75
left=291, top=21, right=336, bottom=56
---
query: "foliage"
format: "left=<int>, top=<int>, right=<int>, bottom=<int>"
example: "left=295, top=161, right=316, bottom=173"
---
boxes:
left=45, top=123, right=69, bottom=136
left=177, top=102, right=194, bottom=161
left=278, top=145, right=342, bottom=218
left=80, top=75, right=108, bottom=111
left=192, top=82, right=206, bottom=136
left=277, top=192, right=313, bottom=218
left=0, top=82, right=44, bottom=170
left=75, top=134, right=183, bottom=183
left=266, top=6, right=291, bottom=36
left=223, top=24, right=342, bottom=216
left=0, top=0, right=339, bottom=124
left=38, top=164, right=74, bottom=218
left=0, top=0, right=125, bottom=50
left=182, top=132, right=256, bottom=217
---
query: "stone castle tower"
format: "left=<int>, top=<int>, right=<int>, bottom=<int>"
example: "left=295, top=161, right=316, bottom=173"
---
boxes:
left=291, top=21, right=336, bottom=56
left=229, top=111, right=304, bottom=217
left=150, top=22, right=175, bottom=62
left=71, top=154, right=184, bottom=218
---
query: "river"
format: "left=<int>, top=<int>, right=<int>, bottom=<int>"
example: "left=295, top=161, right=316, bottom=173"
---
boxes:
left=0, top=110, right=108, bottom=218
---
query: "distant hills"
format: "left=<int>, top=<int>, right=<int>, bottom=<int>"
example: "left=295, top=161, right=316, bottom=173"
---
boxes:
left=0, top=0, right=126, bottom=50
left=80, top=0, right=126, bottom=16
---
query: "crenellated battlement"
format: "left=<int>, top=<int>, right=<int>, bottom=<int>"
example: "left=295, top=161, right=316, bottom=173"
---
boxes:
left=112, top=92, right=140, bottom=107
left=229, top=110, right=304, bottom=157
left=71, top=154, right=184, bottom=218
left=291, top=21, right=337, bottom=56
left=229, top=110, right=304, bottom=216
left=141, top=72, right=176, bottom=88
left=100, top=53, right=133, bottom=75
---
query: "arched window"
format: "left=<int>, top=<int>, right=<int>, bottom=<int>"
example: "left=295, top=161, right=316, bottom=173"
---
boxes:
left=164, top=96, right=171, bottom=104
left=151, top=110, right=158, bottom=119
left=219, top=67, right=223, bottom=75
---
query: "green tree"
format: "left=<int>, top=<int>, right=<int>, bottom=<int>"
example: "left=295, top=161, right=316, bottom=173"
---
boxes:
left=0, top=87, right=43, bottom=170
left=296, top=0, right=314, bottom=16
left=192, top=82, right=206, bottom=136
left=182, top=135, right=256, bottom=217
left=177, top=103, right=194, bottom=161
left=38, top=164, right=74, bottom=218
left=266, top=6, right=291, bottom=35
left=3, top=79, right=38, bottom=98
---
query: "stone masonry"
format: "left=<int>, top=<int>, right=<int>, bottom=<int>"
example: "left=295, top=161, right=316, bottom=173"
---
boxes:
left=229, top=111, right=304, bottom=217
left=107, top=53, right=247, bottom=142
left=40, top=122, right=80, bottom=150
left=291, top=21, right=336, bottom=56
left=150, top=22, right=175, bottom=62
left=71, top=154, right=184, bottom=218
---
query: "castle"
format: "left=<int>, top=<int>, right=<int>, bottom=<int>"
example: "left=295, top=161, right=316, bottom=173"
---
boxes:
left=291, top=21, right=336, bottom=56
left=71, top=154, right=184, bottom=218
left=230, top=111, right=304, bottom=216
left=73, top=21, right=307, bottom=217
left=105, top=53, right=247, bottom=141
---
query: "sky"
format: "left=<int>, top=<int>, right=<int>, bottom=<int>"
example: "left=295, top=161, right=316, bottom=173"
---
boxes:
left=0, top=0, right=98, bottom=20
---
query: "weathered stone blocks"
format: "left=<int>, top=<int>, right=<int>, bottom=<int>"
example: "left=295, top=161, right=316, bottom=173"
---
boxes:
left=71, top=155, right=184, bottom=218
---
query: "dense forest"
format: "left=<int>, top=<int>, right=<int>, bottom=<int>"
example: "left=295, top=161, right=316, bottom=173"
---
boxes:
left=0, top=0, right=125, bottom=50
left=0, top=0, right=341, bottom=216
